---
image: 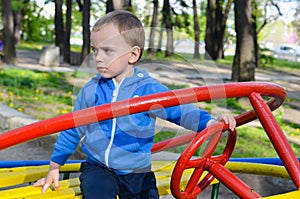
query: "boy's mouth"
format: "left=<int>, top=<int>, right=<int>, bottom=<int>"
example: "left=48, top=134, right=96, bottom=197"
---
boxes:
left=96, top=66, right=108, bottom=73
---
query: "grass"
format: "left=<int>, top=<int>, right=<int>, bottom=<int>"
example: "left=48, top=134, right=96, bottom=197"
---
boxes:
left=17, top=40, right=82, bottom=53
left=217, top=55, right=300, bottom=71
left=155, top=125, right=300, bottom=158
left=1, top=45, right=300, bottom=158
left=0, top=67, right=88, bottom=120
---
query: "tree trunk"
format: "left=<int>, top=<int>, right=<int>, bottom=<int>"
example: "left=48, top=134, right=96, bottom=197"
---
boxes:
left=216, top=0, right=233, bottom=59
left=205, top=0, right=233, bottom=60
left=147, top=0, right=159, bottom=56
left=162, top=0, right=173, bottom=57
left=205, top=0, right=216, bottom=60
left=75, top=0, right=83, bottom=11
left=81, top=0, right=91, bottom=62
left=252, top=1, right=260, bottom=67
left=157, top=25, right=163, bottom=53
left=232, top=0, right=256, bottom=82
left=106, top=0, right=114, bottom=13
left=193, top=0, right=200, bottom=59
left=2, top=0, right=16, bottom=64
left=13, top=9, right=22, bottom=45
left=64, top=0, right=72, bottom=63
left=55, top=0, right=64, bottom=57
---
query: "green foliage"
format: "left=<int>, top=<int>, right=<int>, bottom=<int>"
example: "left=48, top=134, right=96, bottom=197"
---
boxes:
left=262, top=58, right=300, bottom=70
left=229, top=127, right=278, bottom=157
left=17, top=41, right=49, bottom=51
left=12, top=0, right=84, bottom=44
left=163, top=83, right=188, bottom=90
left=12, top=0, right=23, bottom=11
left=218, top=55, right=300, bottom=71
left=0, top=68, right=80, bottom=120
left=181, top=13, right=207, bottom=42
left=212, top=98, right=243, bottom=111
left=22, top=1, right=54, bottom=42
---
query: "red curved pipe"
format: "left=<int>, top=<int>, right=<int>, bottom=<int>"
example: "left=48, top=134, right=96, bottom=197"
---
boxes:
left=0, top=82, right=286, bottom=151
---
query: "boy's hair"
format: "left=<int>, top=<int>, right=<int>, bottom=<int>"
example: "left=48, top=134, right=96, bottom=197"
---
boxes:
left=93, top=10, right=145, bottom=62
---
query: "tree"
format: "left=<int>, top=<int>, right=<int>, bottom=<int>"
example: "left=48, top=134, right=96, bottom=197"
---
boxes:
left=254, top=0, right=283, bottom=67
left=232, top=0, right=256, bottom=82
left=12, top=0, right=26, bottom=45
left=63, top=0, right=72, bottom=63
left=2, top=0, right=16, bottom=64
left=162, top=0, right=174, bottom=57
left=106, top=0, right=114, bottom=12
left=193, top=0, right=200, bottom=59
left=81, top=0, right=91, bottom=61
left=205, top=0, right=233, bottom=60
left=147, top=0, right=159, bottom=56
left=54, top=0, right=64, bottom=56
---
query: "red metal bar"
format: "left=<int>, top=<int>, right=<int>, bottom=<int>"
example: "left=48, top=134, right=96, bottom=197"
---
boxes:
left=170, top=123, right=237, bottom=198
left=151, top=132, right=197, bottom=153
left=208, top=161, right=261, bottom=198
left=248, top=92, right=300, bottom=188
left=0, top=82, right=286, bottom=151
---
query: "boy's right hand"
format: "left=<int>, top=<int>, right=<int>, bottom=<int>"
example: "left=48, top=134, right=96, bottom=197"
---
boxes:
left=33, top=161, right=61, bottom=193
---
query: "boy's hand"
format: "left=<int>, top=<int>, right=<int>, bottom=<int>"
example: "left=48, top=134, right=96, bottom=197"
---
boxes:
left=217, top=113, right=236, bottom=131
left=33, top=161, right=61, bottom=193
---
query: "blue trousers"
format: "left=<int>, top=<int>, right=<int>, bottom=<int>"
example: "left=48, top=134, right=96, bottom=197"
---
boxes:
left=79, top=162, right=159, bottom=199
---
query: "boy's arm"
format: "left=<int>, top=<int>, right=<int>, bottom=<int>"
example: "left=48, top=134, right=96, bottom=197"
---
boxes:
left=207, top=113, right=236, bottom=131
left=151, top=104, right=213, bottom=132
left=146, top=84, right=213, bottom=132
left=152, top=104, right=236, bottom=132
left=33, top=87, right=86, bottom=192
left=33, top=161, right=61, bottom=193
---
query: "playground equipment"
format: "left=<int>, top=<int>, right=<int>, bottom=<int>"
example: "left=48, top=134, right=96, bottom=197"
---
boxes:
left=0, top=82, right=299, bottom=198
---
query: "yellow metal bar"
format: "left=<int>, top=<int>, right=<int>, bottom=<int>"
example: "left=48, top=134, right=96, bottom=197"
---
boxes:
left=18, top=187, right=81, bottom=199
left=224, top=162, right=290, bottom=179
left=0, top=178, right=80, bottom=199
left=0, top=164, right=80, bottom=188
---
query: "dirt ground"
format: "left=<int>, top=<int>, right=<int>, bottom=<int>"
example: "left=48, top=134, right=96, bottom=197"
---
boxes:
left=1, top=50, right=300, bottom=198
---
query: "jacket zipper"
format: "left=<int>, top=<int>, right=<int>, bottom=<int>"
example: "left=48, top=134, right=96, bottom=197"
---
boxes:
left=104, top=78, right=124, bottom=168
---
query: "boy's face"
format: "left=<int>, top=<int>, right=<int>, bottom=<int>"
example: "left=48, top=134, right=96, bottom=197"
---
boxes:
left=90, top=23, right=139, bottom=83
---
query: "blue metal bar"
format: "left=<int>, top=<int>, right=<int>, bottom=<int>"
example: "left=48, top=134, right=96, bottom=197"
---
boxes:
left=229, top=157, right=300, bottom=166
left=0, top=160, right=83, bottom=168
left=0, top=158, right=299, bottom=168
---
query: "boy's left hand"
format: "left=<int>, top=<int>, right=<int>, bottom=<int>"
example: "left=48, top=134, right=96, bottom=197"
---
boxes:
left=217, top=113, right=236, bottom=131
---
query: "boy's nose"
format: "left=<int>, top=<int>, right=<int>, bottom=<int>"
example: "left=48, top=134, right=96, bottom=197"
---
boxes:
left=94, top=52, right=104, bottom=63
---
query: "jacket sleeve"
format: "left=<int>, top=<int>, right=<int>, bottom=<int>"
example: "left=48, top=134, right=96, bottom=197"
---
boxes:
left=148, top=84, right=214, bottom=132
left=50, top=88, right=86, bottom=165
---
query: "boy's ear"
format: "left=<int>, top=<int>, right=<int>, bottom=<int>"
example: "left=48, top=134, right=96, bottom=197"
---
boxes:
left=128, top=46, right=141, bottom=64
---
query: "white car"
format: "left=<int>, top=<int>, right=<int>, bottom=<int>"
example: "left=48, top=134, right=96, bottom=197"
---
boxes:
left=274, top=44, right=300, bottom=62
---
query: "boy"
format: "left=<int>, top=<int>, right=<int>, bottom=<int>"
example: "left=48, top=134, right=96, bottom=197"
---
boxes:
left=34, top=10, right=236, bottom=199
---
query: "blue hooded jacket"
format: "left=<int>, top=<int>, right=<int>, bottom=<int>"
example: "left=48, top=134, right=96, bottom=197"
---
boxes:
left=51, top=67, right=213, bottom=174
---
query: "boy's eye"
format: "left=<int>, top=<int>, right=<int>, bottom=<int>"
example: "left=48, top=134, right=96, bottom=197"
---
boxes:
left=103, top=48, right=112, bottom=53
left=91, top=47, right=97, bottom=54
